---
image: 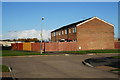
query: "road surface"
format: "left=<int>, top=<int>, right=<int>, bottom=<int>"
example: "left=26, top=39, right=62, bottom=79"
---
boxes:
left=2, top=53, right=119, bottom=78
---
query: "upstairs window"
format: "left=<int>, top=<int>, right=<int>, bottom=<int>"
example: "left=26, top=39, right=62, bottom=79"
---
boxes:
left=73, top=27, right=76, bottom=33
left=74, top=27, right=76, bottom=32
left=59, top=31, right=61, bottom=35
left=56, top=32, right=58, bottom=36
left=69, top=29, right=71, bottom=33
left=65, top=29, right=68, bottom=34
left=53, top=32, right=56, bottom=36
left=62, top=30, right=64, bottom=35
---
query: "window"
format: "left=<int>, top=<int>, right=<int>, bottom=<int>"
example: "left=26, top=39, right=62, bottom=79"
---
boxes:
left=53, top=32, right=56, bottom=36
left=56, top=32, right=58, bottom=36
left=73, top=27, right=76, bottom=33
left=62, top=30, right=64, bottom=35
left=69, top=29, right=71, bottom=33
left=74, top=27, right=76, bottom=33
left=65, top=29, right=68, bottom=34
left=59, top=31, right=61, bottom=35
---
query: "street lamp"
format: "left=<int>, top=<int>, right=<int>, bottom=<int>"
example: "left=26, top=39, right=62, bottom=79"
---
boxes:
left=40, top=17, right=44, bottom=54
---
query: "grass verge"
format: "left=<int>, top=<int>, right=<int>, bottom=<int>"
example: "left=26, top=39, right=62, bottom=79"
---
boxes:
left=112, top=56, right=120, bottom=59
left=0, top=65, right=10, bottom=72
left=1, top=49, right=120, bottom=56
left=110, top=68, right=120, bottom=71
left=60, top=49, right=120, bottom=54
left=1, top=50, right=53, bottom=56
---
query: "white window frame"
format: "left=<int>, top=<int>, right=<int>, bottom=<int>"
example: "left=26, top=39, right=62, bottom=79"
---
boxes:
left=74, top=27, right=76, bottom=33
left=59, top=31, right=61, bottom=35
left=53, top=32, right=56, bottom=36
left=69, top=29, right=71, bottom=33
left=73, top=27, right=76, bottom=33
left=65, top=29, right=67, bottom=34
left=62, top=30, right=64, bottom=35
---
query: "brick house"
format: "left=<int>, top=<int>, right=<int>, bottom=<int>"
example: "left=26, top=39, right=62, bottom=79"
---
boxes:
left=51, top=17, right=114, bottom=50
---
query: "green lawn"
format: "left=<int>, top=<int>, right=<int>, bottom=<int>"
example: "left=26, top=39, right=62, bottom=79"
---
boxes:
left=1, top=50, right=51, bottom=56
left=110, top=68, right=120, bottom=71
left=0, top=65, right=10, bottom=72
left=112, top=55, right=120, bottom=58
left=60, top=49, right=120, bottom=54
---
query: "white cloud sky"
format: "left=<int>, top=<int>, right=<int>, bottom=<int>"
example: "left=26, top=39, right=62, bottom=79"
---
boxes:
left=2, top=29, right=52, bottom=40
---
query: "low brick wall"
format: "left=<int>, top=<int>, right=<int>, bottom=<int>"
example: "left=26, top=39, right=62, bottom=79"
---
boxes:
left=59, top=42, right=77, bottom=51
left=45, top=42, right=77, bottom=52
left=31, top=43, right=40, bottom=52
left=11, top=43, right=18, bottom=50
left=11, top=42, right=77, bottom=52
left=45, top=42, right=59, bottom=52
left=11, top=42, right=120, bottom=52
left=114, top=42, right=120, bottom=49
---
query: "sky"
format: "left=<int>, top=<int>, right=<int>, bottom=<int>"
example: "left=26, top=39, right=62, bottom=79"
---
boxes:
left=1, top=2, right=119, bottom=40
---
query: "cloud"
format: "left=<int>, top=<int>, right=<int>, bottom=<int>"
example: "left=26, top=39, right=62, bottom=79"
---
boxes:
left=0, top=35, right=2, bottom=40
left=2, top=29, right=51, bottom=40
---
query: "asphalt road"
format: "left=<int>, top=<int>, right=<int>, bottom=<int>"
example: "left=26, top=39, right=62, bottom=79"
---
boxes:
left=2, top=53, right=119, bottom=78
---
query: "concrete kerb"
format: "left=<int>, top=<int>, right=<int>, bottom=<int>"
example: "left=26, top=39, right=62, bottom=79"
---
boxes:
left=8, top=66, right=17, bottom=80
left=82, top=60, right=94, bottom=67
left=1, top=53, right=85, bottom=58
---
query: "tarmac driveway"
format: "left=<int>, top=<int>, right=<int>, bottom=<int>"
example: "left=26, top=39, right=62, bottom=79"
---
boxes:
left=2, top=54, right=119, bottom=78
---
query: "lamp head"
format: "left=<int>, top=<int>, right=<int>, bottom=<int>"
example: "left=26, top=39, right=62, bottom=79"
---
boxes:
left=42, top=17, right=44, bottom=20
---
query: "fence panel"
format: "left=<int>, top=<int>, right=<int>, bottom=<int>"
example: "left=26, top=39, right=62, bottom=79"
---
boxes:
left=23, top=43, right=31, bottom=51
left=11, top=43, right=18, bottom=50
left=18, top=43, right=23, bottom=51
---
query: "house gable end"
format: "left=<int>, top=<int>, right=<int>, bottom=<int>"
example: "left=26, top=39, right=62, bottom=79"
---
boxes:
left=76, top=17, right=114, bottom=27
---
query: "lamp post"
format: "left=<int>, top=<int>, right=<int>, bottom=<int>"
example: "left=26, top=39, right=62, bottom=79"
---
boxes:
left=40, top=17, right=44, bottom=54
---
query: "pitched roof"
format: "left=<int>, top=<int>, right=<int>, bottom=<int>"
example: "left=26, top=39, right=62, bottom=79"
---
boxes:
left=51, top=17, right=93, bottom=32
left=51, top=17, right=113, bottom=33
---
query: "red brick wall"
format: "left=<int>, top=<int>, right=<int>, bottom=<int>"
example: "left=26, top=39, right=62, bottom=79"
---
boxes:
left=45, top=42, right=77, bottom=51
left=31, top=43, right=40, bottom=52
left=114, top=42, right=120, bottom=49
left=58, top=42, right=77, bottom=51
left=11, top=43, right=18, bottom=50
left=77, top=18, right=114, bottom=50
left=45, top=42, right=59, bottom=51
left=17, top=43, right=23, bottom=51
left=31, top=43, right=45, bottom=52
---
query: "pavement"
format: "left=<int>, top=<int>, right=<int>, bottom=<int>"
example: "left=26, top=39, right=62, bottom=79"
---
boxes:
left=2, top=53, right=119, bottom=79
